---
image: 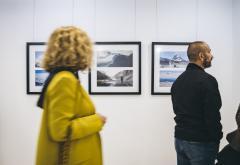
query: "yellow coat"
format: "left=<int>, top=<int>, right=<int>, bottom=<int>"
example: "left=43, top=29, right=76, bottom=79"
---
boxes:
left=36, top=71, right=104, bottom=165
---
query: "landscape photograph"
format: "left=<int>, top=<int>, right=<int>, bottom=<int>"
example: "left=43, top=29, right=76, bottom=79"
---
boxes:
left=159, top=70, right=184, bottom=87
left=35, top=70, right=49, bottom=86
left=97, top=69, right=133, bottom=87
left=35, top=51, right=44, bottom=68
left=97, top=50, right=133, bottom=67
left=159, top=51, right=189, bottom=68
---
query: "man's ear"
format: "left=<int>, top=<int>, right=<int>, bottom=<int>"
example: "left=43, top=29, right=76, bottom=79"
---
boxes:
left=199, top=52, right=204, bottom=61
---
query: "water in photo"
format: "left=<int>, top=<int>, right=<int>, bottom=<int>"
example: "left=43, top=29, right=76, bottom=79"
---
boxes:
left=97, top=69, right=133, bottom=87
left=35, top=70, right=49, bottom=86
left=159, top=70, right=183, bottom=87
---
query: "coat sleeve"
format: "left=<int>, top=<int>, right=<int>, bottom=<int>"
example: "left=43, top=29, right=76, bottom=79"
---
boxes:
left=47, top=75, right=104, bottom=142
left=202, top=76, right=223, bottom=141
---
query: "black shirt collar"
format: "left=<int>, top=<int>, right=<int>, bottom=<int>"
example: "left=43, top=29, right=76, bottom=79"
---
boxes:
left=186, top=63, right=205, bottom=72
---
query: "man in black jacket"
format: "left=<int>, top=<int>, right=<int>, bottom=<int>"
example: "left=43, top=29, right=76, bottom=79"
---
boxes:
left=171, top=41, right=223, bottom=165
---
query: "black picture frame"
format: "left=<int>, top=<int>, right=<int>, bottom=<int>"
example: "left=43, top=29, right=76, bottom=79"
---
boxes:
left=89, top=42, right=141, bottom=95
left=151, top=42, right=190, bottom=95
left=26, top=42, right=47, bottom=94
left=26, top=42, right=89, bottom=94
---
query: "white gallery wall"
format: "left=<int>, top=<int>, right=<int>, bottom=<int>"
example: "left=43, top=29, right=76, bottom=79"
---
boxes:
left=233, top=0, right=240, bottom=109
left=0, top=0, right=236, bottom=164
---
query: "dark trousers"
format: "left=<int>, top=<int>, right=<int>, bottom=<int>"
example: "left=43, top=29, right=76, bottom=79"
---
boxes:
left=216, top=144, right=240, bottom=165
left=175, top=138, right=219, bottom=165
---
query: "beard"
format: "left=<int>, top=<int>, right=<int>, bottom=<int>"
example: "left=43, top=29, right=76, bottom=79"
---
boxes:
left=203, top=57, right=212, bottom=68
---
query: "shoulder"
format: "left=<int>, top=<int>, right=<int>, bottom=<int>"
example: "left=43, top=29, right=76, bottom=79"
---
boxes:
left=171, top=72, right=184, bottom=92
left=203, top=72, right=218, bottom=85
left=53, top=71, right=77, bottom=81
left=48, top=71, right=78, bottom=92
left=200, top=72, right=219, bottom=91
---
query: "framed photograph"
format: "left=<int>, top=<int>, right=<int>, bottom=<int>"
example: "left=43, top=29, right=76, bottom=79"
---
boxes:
left=89, top=42, right=141, bottom=95
left=26, top=42, right=47, bottom=94
left=151, top=42, right=190, bottom=95
left=26, top=42, right=89, bottom=94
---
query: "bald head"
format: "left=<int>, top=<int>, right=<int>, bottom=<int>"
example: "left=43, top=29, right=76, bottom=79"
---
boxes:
left=187, top=41, right=210, bottom=62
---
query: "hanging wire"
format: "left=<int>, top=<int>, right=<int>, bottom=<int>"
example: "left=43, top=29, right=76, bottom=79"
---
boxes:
left=72, top=0, right=74, bottom=25
left=94, top=0, right=97, bottom=41
left=155, top=0, right=159, bottom=41
left=134, top=0, right=137, bottom=40
left=32, top=0, right=36, bottom=41
left=195, top=0, right=199, bottom=40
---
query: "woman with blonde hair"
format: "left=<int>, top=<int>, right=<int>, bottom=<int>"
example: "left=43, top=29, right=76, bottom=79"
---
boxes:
left=36, top=26, right=106, bottom=165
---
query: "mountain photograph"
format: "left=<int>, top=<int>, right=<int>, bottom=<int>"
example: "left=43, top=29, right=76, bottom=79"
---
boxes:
left=97, top=69, right=133, bottom=87
left=159, top=51, right=189, bottom=68
left=159, top=70, right=183, bottom=87
left=97, top=50, right=133, bottom=67
left=35, top=51, right=44, bottom=68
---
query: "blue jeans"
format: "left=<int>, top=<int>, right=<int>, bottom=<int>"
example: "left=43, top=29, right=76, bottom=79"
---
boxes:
left=175, top=138, right=219, bottom=165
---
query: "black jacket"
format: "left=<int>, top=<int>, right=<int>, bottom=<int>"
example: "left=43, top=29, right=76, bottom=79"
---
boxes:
left=227, top=104, right=240, bottom=151
left=171, top=63, right=223, bottom=142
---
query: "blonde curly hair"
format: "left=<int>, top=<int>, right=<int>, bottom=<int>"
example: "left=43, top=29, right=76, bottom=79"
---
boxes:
left=42, top=26, right=93, bottom=71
